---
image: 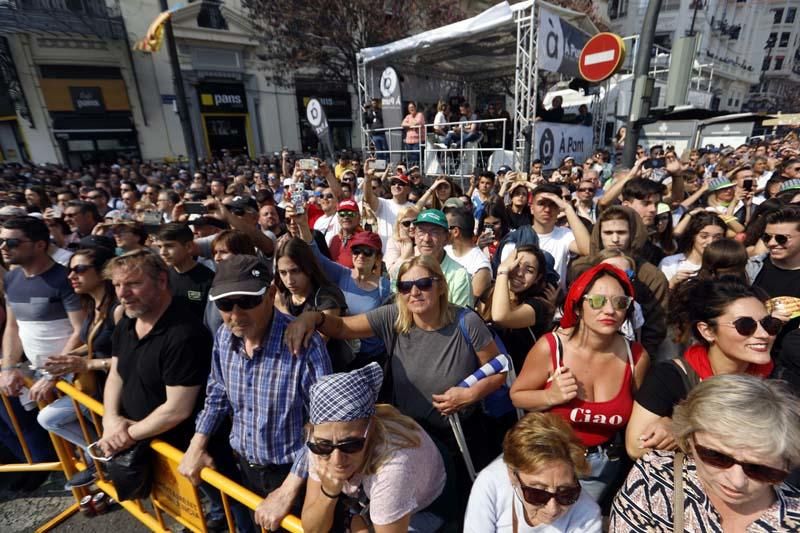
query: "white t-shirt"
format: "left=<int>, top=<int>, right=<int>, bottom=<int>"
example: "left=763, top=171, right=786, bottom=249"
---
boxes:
left=375, top=197, right=413, bottom=255
left=445, top=244, right=491, bottom=276
left=313, top=212, right=340, bottom=245
left=49, top=246, right=73, bottom=267
left=500, top=227, right=576, bottom=289
left=658, top=253, right=700, bottom=283
left=465, top=456, right=603, bottom=533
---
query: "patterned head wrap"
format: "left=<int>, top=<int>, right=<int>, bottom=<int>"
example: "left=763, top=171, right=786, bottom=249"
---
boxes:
left=309, top=362, right=383, bottom=424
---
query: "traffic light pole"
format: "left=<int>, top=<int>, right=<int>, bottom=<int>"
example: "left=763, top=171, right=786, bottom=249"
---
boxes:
left=621, top=0, right=663, bottom=168
left=159, top=0, right=198, bottom=172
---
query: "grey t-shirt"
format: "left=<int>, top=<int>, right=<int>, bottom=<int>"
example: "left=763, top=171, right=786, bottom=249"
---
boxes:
left=366, top=304, right=493, bottom=430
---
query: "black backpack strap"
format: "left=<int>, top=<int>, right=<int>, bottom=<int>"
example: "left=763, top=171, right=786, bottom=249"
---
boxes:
left=672, top=357, right=702, bottom=393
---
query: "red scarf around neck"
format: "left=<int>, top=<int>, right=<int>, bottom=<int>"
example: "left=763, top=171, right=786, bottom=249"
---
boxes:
left=683, top=344, right=773, bottom=380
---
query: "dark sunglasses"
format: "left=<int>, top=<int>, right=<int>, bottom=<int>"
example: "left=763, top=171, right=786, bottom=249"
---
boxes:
left=513, top=472, right=581, bottom=506
left=693, top=438, right=788, bottom=484
left=337, top=210, right=356, bottom=218
left=713, top=315, right=783, bottom=337
left=229, top=207, right=246, bottom=216
left=0, top=238, right=32, bottom=249
left=390, top=180, right=408, bottom=187
left=351, top=247, right=376, bottom=257
left=307, top=421, right=370, bottom=456
left=68, top=264, right=94, bottom=275
left=214, top=294, right=263, bottom=312
left=400, top=220, right=414, bottom=228
left=397, top=276, right=438, bottom=294
left=583, top=294, right=633, bottom=310
left=760, top=233, right=791, bottom=246
left=319, top=193, right=335, bottom=200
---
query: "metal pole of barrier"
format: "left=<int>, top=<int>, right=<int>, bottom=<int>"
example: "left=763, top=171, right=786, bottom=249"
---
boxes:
left=447, top=413, right=476, bottom=481
left=0, top=393, right=34, bottom=463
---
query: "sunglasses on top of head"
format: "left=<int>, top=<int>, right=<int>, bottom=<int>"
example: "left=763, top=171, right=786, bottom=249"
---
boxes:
left=214, top=294, right=264, bottom=312
left=692, top=437, right=788, bottom=484
left=513, top=471, right=581, bottom=506
left=306, top=420, right=370, bottom=456
left=397, top=276, right=438, bottom=294
left=711, top=315, right=783, bottom=337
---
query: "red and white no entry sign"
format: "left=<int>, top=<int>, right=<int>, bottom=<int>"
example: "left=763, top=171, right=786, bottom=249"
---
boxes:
left=579, top=32, right=626, bottom=83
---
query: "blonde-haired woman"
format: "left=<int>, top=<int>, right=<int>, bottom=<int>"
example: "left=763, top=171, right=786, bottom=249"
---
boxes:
left=302, top=362, right=449, bottom=532
left=286, top=255, right=505, bottom=495
left=383, top=205, right=419, bottom=273
left=465, top=413, right=602, bottom=532
left=611, top=374, right=800, bottom=531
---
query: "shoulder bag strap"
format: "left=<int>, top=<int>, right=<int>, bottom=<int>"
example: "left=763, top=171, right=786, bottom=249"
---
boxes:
left=553, top=332, right=564, bottom=370
left=673, top=451, right=686, bottom=532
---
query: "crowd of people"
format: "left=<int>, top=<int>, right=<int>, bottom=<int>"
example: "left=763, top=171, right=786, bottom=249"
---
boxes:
left=0, top=130, right=799, bottom=532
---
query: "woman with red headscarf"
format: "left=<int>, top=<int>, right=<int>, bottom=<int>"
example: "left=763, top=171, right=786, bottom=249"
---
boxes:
left=510, top=263, right=650, bottom=503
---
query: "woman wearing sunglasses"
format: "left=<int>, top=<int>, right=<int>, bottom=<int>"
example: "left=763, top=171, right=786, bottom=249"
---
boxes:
left=626, top=277, right=778, bottom=460
left=611, top=374, right=800, bottom=532
left=291, top=209, right=391, bottom=370
left=285, top=255, right=505, bottom=492
left=302, top=363, right=449, bottom=532
left=383, top=206, right=418, bottom=274
left=37, top=246, right=122, bottom=488
left=510, top=263, right=649, bottom=502
left=465, top=412, right=602, bottom=532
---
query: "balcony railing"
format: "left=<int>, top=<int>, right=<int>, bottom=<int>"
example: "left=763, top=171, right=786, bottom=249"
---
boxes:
left=0, top=0, right=125, bottom=40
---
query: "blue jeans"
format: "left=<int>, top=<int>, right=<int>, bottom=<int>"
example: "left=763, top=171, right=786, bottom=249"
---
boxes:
left=371, top=133, right=388, bottom=155
left=442, top=130, right=481, bottom=147
left=403, top=142, right=420, bottom=165
left=0, top=395, right=57, bottom=463
left=37, top=395, right=97, bottom=465
left=409, top=511, right=445, bottom=532
left=580, top=448, right=623, bottom=502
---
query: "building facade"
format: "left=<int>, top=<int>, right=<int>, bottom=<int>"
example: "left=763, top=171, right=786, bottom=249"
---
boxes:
left=608, top=0, right=800, bottom=112
left=0, top=0, right=366, bottom=165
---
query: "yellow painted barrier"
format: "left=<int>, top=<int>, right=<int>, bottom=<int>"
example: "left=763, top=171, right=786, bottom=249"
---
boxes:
left=1, top=379, right=304, bottom=532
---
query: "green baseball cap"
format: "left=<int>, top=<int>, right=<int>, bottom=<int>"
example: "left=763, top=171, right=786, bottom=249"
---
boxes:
left=415, top=209, right=448, bottom=230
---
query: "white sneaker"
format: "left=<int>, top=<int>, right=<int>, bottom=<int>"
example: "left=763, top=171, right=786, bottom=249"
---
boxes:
left=433, top=143, right=447, bottom=149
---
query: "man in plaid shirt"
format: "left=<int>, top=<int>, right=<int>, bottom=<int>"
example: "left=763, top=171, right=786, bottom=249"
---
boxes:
left=179, top=255, right=331, bottom=531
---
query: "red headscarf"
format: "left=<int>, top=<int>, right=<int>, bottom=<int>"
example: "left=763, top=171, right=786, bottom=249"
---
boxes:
left=560, top=263, right=635, bottom=329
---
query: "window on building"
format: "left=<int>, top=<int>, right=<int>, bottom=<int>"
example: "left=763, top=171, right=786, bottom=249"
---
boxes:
left=774, top=56, right=784, bottom=70
left=762, top=56, right=771, bottom=71
left=787, top=8, right=797, bottom=23
left=619, top=0, right=628, bottom=17
left=774, top=8, right=784, bottom=24
left=663, top=0, right=681, bottom=10
left=780, top=32, right=790, bottom=47
left=608, top=0, right=619, bottom=18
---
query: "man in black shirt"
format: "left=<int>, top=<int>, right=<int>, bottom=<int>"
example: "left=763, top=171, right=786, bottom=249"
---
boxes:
left=98, top=249, right=210, bottom=457
left=156, top=223, right=214, bottom=322
left=753, top=206, right=800, bottom=300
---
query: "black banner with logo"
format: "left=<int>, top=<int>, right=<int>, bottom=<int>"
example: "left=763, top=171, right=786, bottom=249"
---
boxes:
left=70, top=87, right=105, bottom=114
left=378, top=66, right=403, bottom=163
left=537, top=6, right=591, bottom=79
left=306, top=98, right=335, bottom=162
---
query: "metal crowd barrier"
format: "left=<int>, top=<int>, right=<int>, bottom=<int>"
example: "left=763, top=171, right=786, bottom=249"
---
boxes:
left=1, top=379, right=303, bottom=533
left=364, top=118, right=509, bottom=192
